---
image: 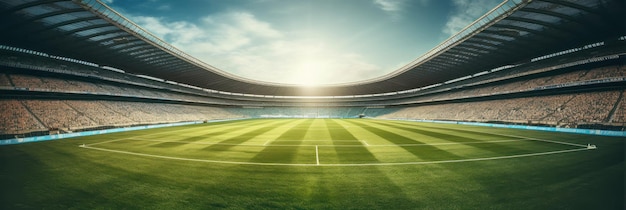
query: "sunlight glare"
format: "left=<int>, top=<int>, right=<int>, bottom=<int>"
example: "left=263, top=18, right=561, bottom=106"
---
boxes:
left=292, top=60, right=327, bottom=86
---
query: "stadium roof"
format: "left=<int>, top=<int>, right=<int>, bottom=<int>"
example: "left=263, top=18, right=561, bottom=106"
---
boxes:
left=0, top=0, right=623, bottom=96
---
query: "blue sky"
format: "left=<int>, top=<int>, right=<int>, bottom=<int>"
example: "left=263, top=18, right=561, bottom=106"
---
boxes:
left=104, top=0, right=502, bottom=85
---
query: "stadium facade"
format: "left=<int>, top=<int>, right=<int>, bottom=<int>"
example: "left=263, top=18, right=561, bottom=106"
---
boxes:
left=0, top=0, right=625, bottom=139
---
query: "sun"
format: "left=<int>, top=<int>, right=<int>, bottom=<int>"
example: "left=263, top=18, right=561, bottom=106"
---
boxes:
left=289, top=41, right=335, bottom=86
left=288, top=57, right=335, bottom=96
left=291, top=60, right=327, bottom=86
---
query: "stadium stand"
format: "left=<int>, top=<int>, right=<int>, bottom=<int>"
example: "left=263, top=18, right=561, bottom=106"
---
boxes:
left=0, top=0, right=624, bottom=140
left=378, top=90, right=624, bottom=128
left=610, top=90, right=626, bottom=123
left=0, top=73, right=12, bottom=86
left=22, top=100, right=99, bottom=131
left=0, top=48, right=624, bottom=138
left=0, top=99, right=242, bottom=139
left=229, top=107, right=396, bottom=119
left=0, top=100, right=46, bottom=135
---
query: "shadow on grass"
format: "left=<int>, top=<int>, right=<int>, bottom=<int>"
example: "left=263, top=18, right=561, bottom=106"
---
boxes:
left=150, top=120, right=272, bottom=148
left=373, top=120, right=534, bottom=156
left=246, top=119, right=314, bottom=164
left=201, top=119, right=298, bottom=152
left=346, top=120, right=465, bottom=161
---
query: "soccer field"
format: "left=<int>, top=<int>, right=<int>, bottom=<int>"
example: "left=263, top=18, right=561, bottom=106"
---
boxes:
left=1, top=119, right=623, bottom=209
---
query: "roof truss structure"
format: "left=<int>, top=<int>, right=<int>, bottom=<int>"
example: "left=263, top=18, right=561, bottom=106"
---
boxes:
left=0, top=0, right=623, bottom=96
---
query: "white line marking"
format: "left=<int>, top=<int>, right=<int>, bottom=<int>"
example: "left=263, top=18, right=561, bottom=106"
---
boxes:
left=79, top=145, right=592, bottom=167
left=263, top=139, right=272, bottom=146
left=480, top=132, right=589, bottom=148
left=81, top=145, right=314, bottom=166
left=87, top=138, right=128, bottom=146
left=108, top=138, right=531, bottom=147
left=360, top=140, right=370, bottom=146
left=525, top=138, right=589, bottom=148
left=316, top=145, right=320, bottom=165
left=273, top=140, right=358, bottom=142
left=416, top=125, right=591, bottom=148
left=320, top=147, right=592, bottom=167
left=367, top=139, right=529, bottom=147
left=84, top=124, right=219, bottom=146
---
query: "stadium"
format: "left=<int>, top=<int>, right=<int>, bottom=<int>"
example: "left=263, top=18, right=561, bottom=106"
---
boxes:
left=0, top=0, right=624, bottom=209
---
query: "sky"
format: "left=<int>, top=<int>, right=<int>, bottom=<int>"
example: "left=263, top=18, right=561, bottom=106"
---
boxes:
left=104, top=0, right=502, bottom=86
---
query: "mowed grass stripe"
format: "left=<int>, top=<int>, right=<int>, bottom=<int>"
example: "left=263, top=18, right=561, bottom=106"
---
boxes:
left=145, top=119, right=282, bottom=147
left=299, top=121, right=418, bottom=207
left=189, top=119, right=304, bottom=161
left=2, top=119, right=621, bottom=209
left=83, top=119, right=265, bottom=146
left=98, top=119, right=282, bottom=149
left=93, top=119, right=301, bottom=162
left=307, top=119, right=339, bottom=164
left=384, top=120, right=591, bottom=146
left=369, top=119, right=540, bottom=156
left=198, top=119, right=298, bottom=150
left=358, top=119, right=580, bottom=157
left=84, top=119, right=592, bottom=165
left=332, top=119, right=418, bottom=163
left=411, top=122, right=591, bottom=148
left=79, top=120, right=237, bottom=145
left=373, top=119, right=519, bottom=141
left=346, top=120, right=468, bottom=162
left=400, top=119, right=591, bottom=149
left=383, top=120, right=536, bottom=143
left=326, top=119, right=379, bottom=164
left=248, top=119, right=316, bottom=164
left=92, top=119, right=303, bottom=162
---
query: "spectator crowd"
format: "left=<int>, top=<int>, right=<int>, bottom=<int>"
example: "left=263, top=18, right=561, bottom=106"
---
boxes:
left=1, top=47, right=624, bottom=136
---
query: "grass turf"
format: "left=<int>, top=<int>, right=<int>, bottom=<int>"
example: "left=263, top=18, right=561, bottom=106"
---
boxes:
left=0, top=119, right=623, bottom=209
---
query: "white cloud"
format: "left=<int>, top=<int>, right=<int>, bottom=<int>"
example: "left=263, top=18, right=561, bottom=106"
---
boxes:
left=219, top=40, right=384, bottom=85
left=156, top=4, right=171, bottom=11
left=373, top=0, right=430, bottom=20
left=130, top=12, right=281, bottom=54
left=373, top=0, right=407, bottom=20
left=374, top=0, right=404, bottom=12
left=442, top=0, right=501, bottom=36
left=128, top=11, right=383, bottom=85
left=129, top=16, right=173, bottom=37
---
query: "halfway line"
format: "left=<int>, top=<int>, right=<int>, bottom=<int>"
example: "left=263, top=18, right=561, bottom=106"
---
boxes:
left=316, top=145, right=320, bottom=165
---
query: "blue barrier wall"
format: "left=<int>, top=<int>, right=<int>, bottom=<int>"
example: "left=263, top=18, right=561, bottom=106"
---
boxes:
left=0, top=119, right=245, bottom=145
left=391, top=119, right=626, bottom=137
left=1, top=118, right=623, bottom=146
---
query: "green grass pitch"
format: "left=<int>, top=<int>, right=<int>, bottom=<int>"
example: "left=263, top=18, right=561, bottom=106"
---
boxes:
left=1, top=119, right=623, bottom=209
